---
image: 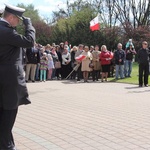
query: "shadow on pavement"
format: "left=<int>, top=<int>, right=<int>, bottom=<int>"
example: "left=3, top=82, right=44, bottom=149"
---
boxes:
left=125, top=86, right=150, bottom=93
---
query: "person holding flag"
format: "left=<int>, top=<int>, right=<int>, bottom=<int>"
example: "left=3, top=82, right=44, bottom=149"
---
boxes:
left=75, top=44, right=84, bottom=81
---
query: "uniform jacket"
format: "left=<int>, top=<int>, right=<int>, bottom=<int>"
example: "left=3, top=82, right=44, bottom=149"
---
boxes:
left=0, top=19, right=35, bottom=109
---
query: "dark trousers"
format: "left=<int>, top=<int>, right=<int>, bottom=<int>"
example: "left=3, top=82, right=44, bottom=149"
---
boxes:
left=0, top=108, right=18, bottom=150
left=55, top=68, right=61, bottom=79
left=92, top=70, right=100, bottom=81
left=61, top=64, right=72, bottom=79
left=76, top=65, right=82, bottom=80
left=139, top=63, right=149, bottom=86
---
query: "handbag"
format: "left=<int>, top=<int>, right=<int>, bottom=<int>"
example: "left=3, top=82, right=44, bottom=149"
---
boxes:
left=55, top=61, right=61, bottom=69
left=89, top=62, right=94, bottom=68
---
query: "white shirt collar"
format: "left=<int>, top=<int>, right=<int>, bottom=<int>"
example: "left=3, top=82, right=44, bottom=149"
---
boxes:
left=1, top=18, right=10, bottom=25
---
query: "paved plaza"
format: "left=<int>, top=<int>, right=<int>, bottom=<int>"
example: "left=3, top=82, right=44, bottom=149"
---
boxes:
left=14, top=80, right=150, bottom=150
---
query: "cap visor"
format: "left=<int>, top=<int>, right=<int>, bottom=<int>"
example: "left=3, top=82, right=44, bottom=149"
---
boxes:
left=16, top=15, right=23, bottom=20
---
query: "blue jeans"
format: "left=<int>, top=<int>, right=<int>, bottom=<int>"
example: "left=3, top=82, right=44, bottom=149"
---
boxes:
left=52, top=68, right=56, bottom=78
left=124, top=60, right=132, bottom=77
left=115, top=65, right=124, bottom=79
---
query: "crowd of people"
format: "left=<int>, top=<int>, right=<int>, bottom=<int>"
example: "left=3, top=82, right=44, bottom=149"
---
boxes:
left=0, top=3, right=150, bottom=150
left=24, top=39, right=145, bottom=84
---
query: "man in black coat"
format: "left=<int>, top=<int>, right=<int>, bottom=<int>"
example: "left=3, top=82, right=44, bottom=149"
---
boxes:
left=114, top=43, right=125, bottom=79
left=137, top=41, right=149, bottom=87
left=25, top=43, right=40, bottom=82
left=0, top=4, right=35, bottom=150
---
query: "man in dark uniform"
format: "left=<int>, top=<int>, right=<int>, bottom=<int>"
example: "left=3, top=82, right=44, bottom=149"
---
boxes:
left=137, top=41, right=149, bottom=87
left=0, top=4, right=35, bottom=150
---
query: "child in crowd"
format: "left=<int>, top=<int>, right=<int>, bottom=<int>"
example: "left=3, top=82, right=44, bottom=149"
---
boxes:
left=47, top=54, right=54, bottom=80
left=126, top=39, right=134, bottom=49
left=40, top=53, right=48, bottom=82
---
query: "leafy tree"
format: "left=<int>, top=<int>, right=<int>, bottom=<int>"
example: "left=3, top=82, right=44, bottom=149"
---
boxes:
left=17, top=3, right=41, bottom=22
left=14, top=1, right=150, bottom=51
left=16, top=3, right=52, bottom=45
left=51, top=6, right=95, bottom=46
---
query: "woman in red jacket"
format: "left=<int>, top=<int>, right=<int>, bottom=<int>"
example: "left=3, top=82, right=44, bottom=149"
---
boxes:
left=100, top=45, right=112, bottom=82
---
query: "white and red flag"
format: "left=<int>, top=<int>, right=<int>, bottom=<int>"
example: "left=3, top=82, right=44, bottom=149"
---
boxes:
left=90, top=15, right=100, bottom=31
left=75, top=55, right=86, bottom=61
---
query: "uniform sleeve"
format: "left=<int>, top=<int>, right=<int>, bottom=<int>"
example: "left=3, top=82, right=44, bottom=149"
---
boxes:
left=6, top=25, right=35, bottom=48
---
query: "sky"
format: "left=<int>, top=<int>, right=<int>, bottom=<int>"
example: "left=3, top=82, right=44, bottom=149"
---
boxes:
left=0, top=0, right=72, bottom=18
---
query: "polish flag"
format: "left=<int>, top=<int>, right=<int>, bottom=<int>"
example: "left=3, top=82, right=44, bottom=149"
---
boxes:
left=90, top=16, right=100, bottom=31
left=75, top=55, right=86, bottom=61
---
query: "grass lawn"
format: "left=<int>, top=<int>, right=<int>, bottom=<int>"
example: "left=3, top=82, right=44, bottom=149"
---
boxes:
left=108, top=62, right=149, bottom=85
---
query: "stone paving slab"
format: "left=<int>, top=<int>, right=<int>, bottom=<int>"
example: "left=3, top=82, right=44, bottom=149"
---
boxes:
left=13, top=80, right=150, bottom=150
